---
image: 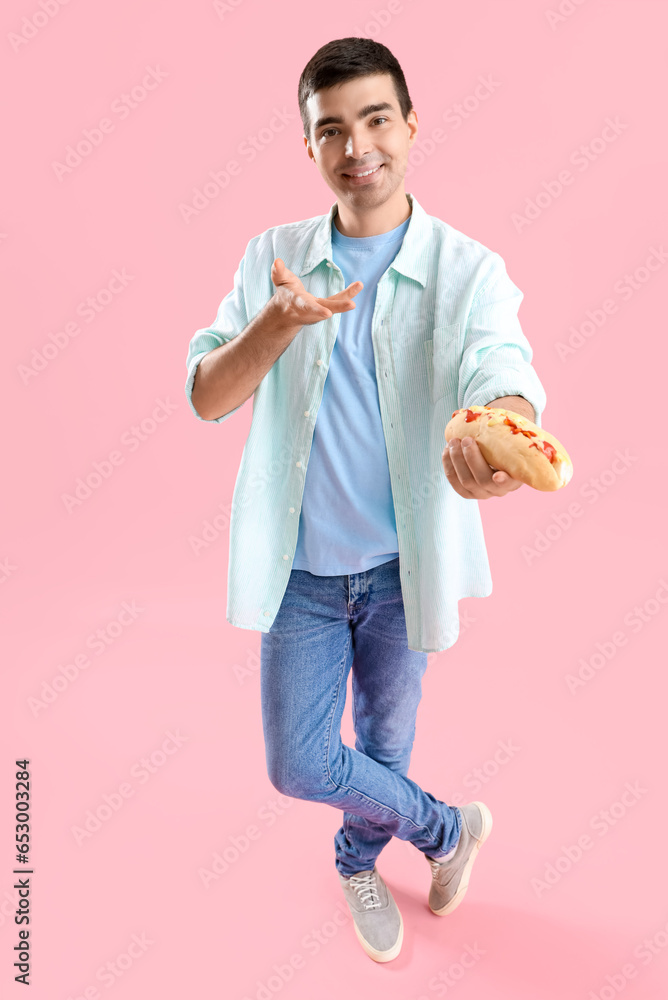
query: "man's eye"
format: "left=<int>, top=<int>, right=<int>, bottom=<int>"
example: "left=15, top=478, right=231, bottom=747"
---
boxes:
left=321, top=117, right=388, bottom=139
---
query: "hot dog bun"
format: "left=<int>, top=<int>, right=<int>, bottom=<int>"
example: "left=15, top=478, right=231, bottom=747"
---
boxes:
left=444, top=406, right=573, bottom=491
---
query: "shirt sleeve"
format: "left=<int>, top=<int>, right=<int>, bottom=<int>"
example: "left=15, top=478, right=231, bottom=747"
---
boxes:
left=184, top=243, right=251, bottom=424
left=459, top=253, right=547, bottom=427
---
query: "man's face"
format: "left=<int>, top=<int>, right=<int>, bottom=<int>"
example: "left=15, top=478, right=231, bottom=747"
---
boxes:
left=304, top=73, right=417, bottom=210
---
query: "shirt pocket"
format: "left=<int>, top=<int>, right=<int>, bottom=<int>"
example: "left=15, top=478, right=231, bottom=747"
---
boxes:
left=424, top=323, right=461, bottom=405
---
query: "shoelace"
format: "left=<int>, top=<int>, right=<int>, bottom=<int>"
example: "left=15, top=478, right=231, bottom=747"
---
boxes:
left=348, top=871, right=382, bottom=909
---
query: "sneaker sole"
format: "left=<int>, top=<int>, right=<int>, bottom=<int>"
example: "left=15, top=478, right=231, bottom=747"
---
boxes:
left=353, top=910, right=404, bottom=963
left=429, top=801, right=493, bottom=916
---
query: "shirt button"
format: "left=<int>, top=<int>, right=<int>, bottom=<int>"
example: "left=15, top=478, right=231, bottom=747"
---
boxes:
left=303, top=410, right=309, bottom=417
left=283, top=554, right=289, bottom=560
left=316, top=359, right=322, bottom=365
left=264, top=611, right=271, bottom=616
left=296, top=461, right=302, bottom=468
left=289, top=507, right=295, bottom=513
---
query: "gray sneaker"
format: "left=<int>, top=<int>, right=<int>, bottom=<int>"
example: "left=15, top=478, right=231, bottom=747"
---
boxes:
left=338, top=866, right=403, bottom=962
left=425, top=801, right=493, bottom=915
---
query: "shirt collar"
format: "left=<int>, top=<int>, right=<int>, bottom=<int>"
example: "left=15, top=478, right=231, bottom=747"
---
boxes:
left=299, top=191, right=432, bottom=288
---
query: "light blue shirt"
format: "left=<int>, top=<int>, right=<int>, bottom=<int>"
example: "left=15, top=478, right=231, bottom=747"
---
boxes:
left=184, top=192, right=547, bottom=652
left=292, top=213, right=411, bottom=575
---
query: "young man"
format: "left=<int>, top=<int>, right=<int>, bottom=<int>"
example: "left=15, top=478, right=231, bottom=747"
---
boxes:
left=185, top=38, right=547, bottom=963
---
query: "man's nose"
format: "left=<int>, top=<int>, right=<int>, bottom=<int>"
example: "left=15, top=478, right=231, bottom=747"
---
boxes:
left=344, top=132, right=373, bottom=159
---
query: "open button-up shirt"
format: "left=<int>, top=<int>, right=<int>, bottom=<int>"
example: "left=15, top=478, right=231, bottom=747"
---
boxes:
left=185, top=191, right=547, bottom=652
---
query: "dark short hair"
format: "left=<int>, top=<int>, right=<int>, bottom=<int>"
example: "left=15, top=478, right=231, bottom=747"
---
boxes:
left=298, top=37, right=413, bottom=143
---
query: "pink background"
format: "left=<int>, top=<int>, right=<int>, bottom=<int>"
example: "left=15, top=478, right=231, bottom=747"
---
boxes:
left=3, top=0, right=668, bottom=996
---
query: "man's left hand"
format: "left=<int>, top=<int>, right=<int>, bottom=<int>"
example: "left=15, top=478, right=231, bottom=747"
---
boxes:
left=441, top=435, right=524, bottom=499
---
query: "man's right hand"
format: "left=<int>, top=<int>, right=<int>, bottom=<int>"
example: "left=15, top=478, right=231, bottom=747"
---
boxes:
left=270, top=257, right=363, bottom=328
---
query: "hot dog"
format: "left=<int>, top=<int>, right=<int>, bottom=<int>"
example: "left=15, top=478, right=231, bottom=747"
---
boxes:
left=444, top=406, right=573, bottom=491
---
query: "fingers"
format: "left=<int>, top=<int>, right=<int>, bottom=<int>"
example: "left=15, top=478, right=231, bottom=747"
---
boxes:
left=271, top=261, right=361, bottom=314
left=304, top=294, right=333, bottom=319
left=317, top=291, right=361, bottom=313
left=442, top=448, right=477, bottom=499
left=323, top=281, right=363, bottom=312
left=447, top=437, right=492, bottom=491
left=442, top=437, right=521, bottom=499
left=331, top=281, right=364, bottom=300
left=271, top=258, right=292, bottom=288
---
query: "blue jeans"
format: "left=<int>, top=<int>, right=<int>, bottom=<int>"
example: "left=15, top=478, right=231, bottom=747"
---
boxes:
left=260, top=555, right=462, bottom=878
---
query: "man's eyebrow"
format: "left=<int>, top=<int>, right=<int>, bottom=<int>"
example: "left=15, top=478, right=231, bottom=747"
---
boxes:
left=312, top=102, right=395, bottom=134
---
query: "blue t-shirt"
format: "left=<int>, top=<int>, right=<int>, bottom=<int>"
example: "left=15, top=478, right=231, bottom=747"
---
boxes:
left=292, top=212, right=411, bottom=576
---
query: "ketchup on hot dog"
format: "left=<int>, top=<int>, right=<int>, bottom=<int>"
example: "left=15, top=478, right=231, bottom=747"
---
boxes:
left=453, top=408, right=558, bottom=468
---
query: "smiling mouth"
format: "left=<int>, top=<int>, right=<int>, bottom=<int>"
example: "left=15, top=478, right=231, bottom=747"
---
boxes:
left=342, top=164, right=383, bottom=178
